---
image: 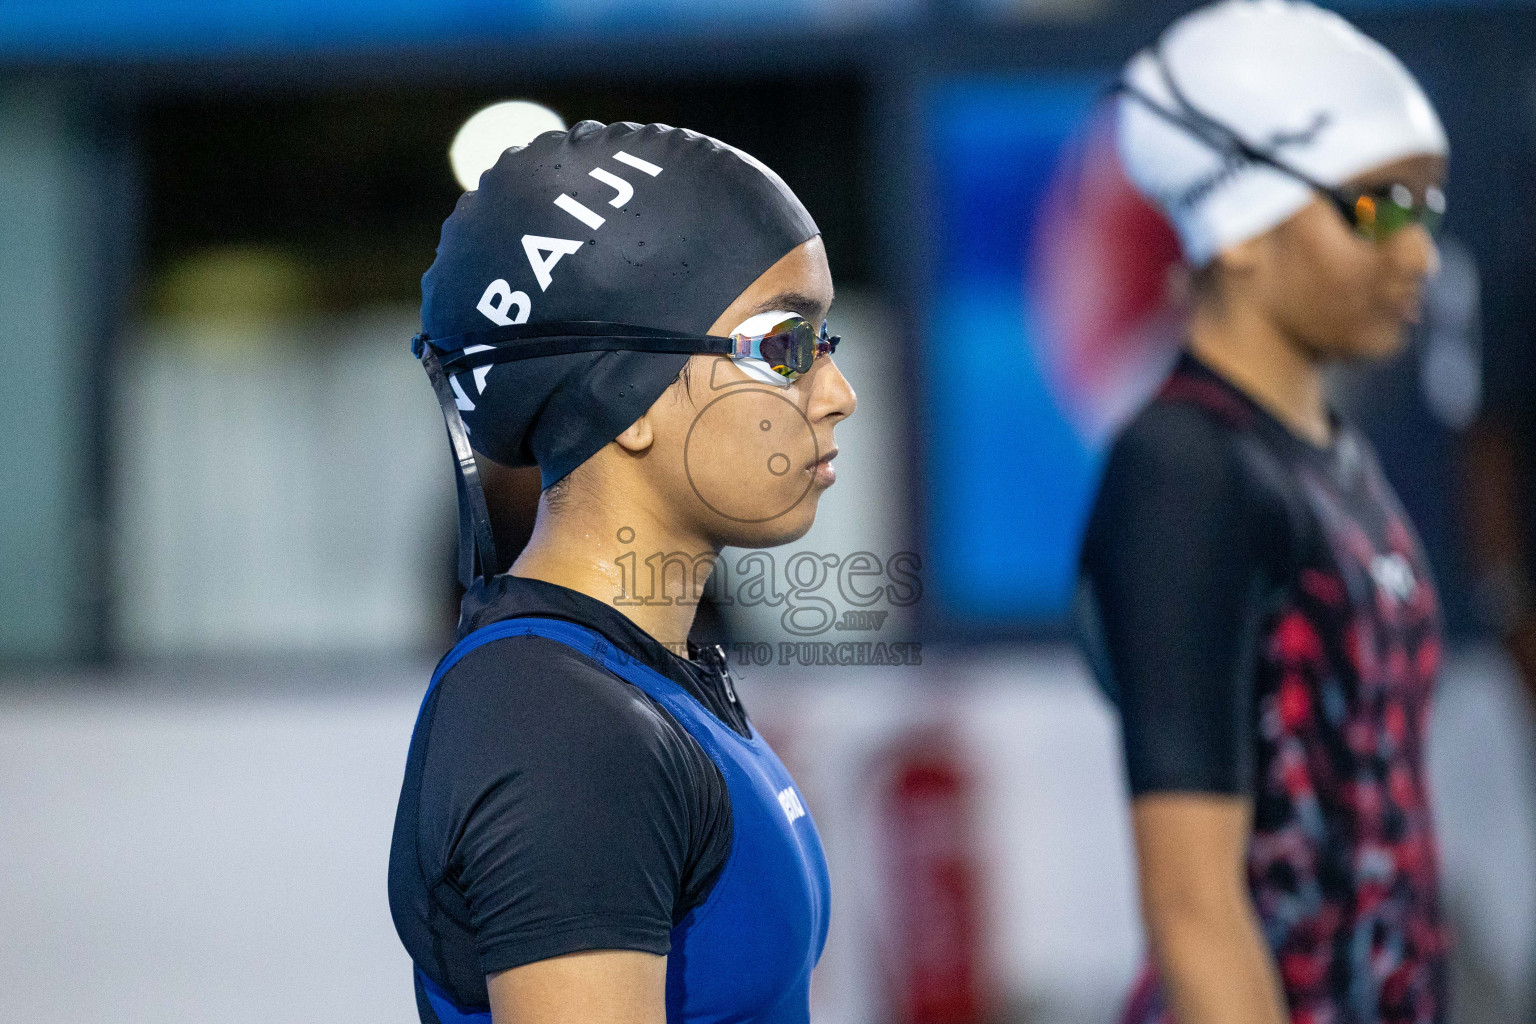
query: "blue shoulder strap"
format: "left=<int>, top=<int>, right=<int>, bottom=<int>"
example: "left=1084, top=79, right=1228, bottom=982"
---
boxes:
left=421, top=615, right=630, bottom=715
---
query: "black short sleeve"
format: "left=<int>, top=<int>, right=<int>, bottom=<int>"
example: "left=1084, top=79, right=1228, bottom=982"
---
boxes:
left=410, top=635, right=731, bottom=978
left=1078, top=403, right=1269, bottom=797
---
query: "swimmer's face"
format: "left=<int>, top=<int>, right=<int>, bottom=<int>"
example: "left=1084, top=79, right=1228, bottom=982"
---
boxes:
left=1237, top=153, right=1445, bottom=363
left=644, top=235, right=856, bottom=548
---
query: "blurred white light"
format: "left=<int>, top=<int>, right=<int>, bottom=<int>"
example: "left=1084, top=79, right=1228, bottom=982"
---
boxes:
left=449, top=101, right=565, bottom=192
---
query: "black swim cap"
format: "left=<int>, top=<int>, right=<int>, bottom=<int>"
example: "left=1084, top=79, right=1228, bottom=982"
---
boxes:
left=421, top=120, right=820, bottom=488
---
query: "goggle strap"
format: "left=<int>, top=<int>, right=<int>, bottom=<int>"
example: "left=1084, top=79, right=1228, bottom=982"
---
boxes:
left=424, top=318, right=725, bottom=349
left=419, top=344, right=499, bottom=588
left=1117, top=47, right=1365, bottom=228
left=420, top=322, right=734, bottom=376
left=1117, top=83, right=1339, bottom=205
left=424, top=321, right=837, bottom=378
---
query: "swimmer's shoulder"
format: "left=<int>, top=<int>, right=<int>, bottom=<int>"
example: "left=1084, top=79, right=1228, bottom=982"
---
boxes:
left=1088, top=368, right=1301, bottom=573
left=422, top=633, right=708, bottom=777
left=1105, top=390, right=1246, bottom=495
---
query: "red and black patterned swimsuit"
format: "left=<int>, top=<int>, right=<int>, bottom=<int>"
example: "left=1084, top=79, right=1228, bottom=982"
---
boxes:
left=1078, top=353, right=1449, bottom=1024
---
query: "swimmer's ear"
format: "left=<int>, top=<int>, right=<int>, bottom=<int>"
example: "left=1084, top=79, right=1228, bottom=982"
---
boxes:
left=614, top=413, right=655, bottom=454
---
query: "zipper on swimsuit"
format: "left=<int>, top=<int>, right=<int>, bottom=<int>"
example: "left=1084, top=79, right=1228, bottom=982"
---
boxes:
left=715, top=648, right=739, bottom=706
left=694, top=642, right=737, bottom=705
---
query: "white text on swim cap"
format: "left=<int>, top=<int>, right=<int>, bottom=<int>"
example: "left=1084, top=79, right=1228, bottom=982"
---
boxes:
left=588, top=167, right=633, bottom=208
left=554, top=193, right=606, bottom=230
left=613, top=151, right=662, bottom=177
left=464, top=152, right=667, bottom=407
left=521, top=235, right=585, bottom=292
left=451, top=343, right=498, bottom=411
left=510, top=151, right=667, bottom=299
left=476, top=279, right=531, bottom=325
left=550, top=149, right=664, bottom=227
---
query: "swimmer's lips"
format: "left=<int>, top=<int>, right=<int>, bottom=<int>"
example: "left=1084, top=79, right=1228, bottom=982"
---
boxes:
left=809, top=446, right=838, bottom=486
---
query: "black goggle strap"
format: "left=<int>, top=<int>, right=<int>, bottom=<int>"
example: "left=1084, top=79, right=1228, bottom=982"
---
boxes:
left=419, top=321, right=735, bottom=376
left=418, top=343, right=499, bottom=589
left=1113, top=48, right=1357, bottom=226
left=420, top=321, right=843, bottom=378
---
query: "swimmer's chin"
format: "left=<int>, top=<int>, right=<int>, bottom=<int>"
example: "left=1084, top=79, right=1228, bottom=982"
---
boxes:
left=722, top=499, right=825, bottom=550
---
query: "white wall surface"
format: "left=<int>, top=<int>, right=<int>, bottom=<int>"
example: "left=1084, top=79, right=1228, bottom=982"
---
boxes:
left=113, top=307, right=451, bottom=657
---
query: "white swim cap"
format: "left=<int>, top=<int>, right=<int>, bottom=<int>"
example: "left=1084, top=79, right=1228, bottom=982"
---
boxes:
left=1117, top=0, right=1448, bottom=266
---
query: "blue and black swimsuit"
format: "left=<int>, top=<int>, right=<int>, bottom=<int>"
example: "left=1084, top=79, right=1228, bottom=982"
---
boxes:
left=389, top=573, right=831, bottom=1024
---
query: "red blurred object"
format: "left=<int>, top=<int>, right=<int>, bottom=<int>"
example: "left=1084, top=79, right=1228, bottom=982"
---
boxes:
left=1029, top=108, right=1186, bottom=441
left=879, top=725, right=992, bottom=1024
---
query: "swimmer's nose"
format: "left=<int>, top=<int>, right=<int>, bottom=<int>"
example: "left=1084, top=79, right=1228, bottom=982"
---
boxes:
left=809, top=357, right=856, bottom=425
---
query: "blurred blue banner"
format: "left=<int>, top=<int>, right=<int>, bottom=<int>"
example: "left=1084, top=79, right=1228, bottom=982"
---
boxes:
left=921, top=76, right=1105, bottom=632
left=0, top=0, right=917, bottom=58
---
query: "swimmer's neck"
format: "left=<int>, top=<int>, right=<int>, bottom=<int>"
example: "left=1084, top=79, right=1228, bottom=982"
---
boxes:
left=509, top=474, right=718, bottom=658
left=1188, top=295, right=1332, bottom=448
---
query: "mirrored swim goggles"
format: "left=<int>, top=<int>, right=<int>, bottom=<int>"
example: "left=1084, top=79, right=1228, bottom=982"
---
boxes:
left=412, top=311, right=839, bottom=388
left=724, top=310, right=840, bottom=387
left=1346, top=182, right=1446, bottom=241
left=1112, top=49, right=1447, bottom=243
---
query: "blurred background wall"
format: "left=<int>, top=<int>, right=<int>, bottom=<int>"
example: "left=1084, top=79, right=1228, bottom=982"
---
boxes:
left=1, top=0, right=1535, bottom=1022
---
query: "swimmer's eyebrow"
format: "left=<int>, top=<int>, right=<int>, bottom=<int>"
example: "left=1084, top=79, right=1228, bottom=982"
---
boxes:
left=751, top=291, right=832, bottom=323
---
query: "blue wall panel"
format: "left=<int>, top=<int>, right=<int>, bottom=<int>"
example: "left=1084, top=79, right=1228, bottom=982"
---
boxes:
left=922, top=77, right=1103, bottom=631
